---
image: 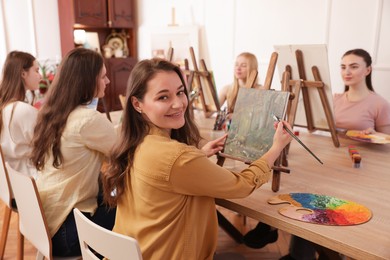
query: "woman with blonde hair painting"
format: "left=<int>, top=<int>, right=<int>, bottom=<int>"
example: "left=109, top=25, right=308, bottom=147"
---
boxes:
left=219, top=52, right=262, bottom=113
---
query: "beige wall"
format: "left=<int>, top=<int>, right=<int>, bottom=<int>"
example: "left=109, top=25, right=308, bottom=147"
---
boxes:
left=137, top=0, right=390, bottom=101
left=1, top=0, right=389, bottom=102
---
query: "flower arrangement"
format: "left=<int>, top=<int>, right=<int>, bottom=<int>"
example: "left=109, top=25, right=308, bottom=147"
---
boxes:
left=39, top=60, right=57, bottom=94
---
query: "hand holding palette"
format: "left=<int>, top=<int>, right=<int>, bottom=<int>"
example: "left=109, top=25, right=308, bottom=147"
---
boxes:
left=268, top=193, right=372, bottom=225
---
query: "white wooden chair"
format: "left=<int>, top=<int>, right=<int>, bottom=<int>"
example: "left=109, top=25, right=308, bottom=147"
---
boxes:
left=73, top=208, right=143, bottom=260
left=0, top=147, right=23, bottom=260
left=6, top=163, right=80, bottom=260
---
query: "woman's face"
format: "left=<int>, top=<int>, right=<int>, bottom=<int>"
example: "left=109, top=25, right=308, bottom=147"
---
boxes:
left=132, top=71, right=188, bottom=134
left=95, top=64, right=110, bottom=98
left=340, top=54, right=371, bottom=88
left=22, top=60, right=41, bottom=91
left=234, top=55, right=249, bottom=80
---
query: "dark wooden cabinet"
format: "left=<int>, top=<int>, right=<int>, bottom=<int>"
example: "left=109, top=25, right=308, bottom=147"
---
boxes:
left=57, top=0, right=137, bottom=112
left=74, top=0, right=107, bottom=27
left=73, top=0, right=135, bottom=28
left=103, top=57, right=136, bottom=111
left=108, top=0, right=135, bottom=28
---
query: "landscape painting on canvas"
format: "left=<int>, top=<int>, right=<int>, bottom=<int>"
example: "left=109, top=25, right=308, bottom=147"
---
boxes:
left=224, top=88, right=290, bottom=162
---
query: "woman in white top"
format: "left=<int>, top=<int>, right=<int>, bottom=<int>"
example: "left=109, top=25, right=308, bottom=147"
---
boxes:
left=0, top=51, right=41, bottom=178
left=30, top=48, right=117, bottom=257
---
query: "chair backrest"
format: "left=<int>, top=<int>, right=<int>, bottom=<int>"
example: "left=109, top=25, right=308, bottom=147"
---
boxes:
left=0, top=147, right=12, bottom=208
left=73, top=208, right=143, bottom=260
left=6, top=163, right=52, bottom=259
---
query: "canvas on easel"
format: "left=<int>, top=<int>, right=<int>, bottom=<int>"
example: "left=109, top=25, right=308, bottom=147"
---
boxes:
left=223, top=88, right=290, bottom=162
left=274, top=44, right=340, bottom=147
left=274, top=44, right=333, bottom=130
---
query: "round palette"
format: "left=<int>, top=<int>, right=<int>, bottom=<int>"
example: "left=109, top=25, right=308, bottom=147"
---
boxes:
left=268, top=193, right=372, bottom=225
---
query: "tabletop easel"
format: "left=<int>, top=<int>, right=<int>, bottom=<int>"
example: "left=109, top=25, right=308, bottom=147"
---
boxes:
left=217, top=52, right=290, bottom=193
left=282, top=49, right=340, bottom=147
left=215, top=52, right=290, bottom=243
left=184, top=47, right=220, bottom=118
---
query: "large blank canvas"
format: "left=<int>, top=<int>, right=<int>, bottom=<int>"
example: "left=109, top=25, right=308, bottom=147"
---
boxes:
left=224, top=88, right=290, bottom=162
left=274, top=44, right=334, bottom=130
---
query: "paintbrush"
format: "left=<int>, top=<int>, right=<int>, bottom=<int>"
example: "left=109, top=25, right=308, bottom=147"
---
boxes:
left=273, top=115, right=323, bottom=164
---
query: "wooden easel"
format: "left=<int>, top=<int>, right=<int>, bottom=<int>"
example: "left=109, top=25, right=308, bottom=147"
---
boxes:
left=166, top=47, right=174, bottom=62
left=282, top=50, right=340, bottom=147
left=215, top=52, right=290, bottom=243
left=184, top=47, right=220, bottom=118
left=217, top=51, right=290, bottom=193
left=261, top=52, right=293, bottom=192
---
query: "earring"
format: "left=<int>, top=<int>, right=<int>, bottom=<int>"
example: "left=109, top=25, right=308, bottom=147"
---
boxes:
left=137, top=109, right=142, bottom=113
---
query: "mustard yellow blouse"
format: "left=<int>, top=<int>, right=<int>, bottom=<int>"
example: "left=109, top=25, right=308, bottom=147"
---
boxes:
left=114, top=125, right=271, bottom=260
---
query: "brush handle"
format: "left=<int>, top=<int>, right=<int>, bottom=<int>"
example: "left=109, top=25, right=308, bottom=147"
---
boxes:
left=273, top=115, right=323, bottom=164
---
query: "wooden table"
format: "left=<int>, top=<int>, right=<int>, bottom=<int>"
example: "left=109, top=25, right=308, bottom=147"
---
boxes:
left=211, top=128, right=390, bottom=260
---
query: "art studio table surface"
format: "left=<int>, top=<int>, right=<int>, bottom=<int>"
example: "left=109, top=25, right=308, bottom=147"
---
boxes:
left=195, top=111, right=390, bottom=260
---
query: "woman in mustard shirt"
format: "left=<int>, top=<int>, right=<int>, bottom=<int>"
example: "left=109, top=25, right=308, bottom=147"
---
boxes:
left=102, top=58, right=292, bottom=260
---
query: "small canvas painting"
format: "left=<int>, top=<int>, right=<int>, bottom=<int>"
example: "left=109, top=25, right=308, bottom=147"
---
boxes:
left=224, top=88, right=290, bottom=162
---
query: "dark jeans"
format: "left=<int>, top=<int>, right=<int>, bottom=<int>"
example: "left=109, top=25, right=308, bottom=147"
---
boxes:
left=51, top=201, right=116, bottom=257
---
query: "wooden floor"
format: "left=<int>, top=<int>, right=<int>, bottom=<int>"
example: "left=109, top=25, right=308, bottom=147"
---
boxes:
left=1, top=201, right=290, bottom=260
left=216, top=206, right=290, bottom=260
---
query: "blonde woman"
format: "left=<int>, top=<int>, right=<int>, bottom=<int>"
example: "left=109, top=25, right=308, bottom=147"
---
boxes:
left=219, top=52, right=262, bottom=113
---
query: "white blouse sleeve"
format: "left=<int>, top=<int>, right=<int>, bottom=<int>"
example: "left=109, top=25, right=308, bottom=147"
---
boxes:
left=79, top=112, right=117, bottom=156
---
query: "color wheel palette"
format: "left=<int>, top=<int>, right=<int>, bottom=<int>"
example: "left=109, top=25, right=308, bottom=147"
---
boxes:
left=268, top=193, right=372, bottom=225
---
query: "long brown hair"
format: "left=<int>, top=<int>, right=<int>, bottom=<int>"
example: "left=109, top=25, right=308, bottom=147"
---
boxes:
left=30, top=48, right=104, bottom=170
left=227, top=52, right=258, bottom=113
left=342, top=48, right=374, bottom=92
left=102, top=58, right=201, bottom=207
left=0, top=51, right=36, bottom=135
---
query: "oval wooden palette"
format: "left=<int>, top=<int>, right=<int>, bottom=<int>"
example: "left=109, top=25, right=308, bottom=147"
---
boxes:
left=346, top=130, right=390, bottom=144
left=268, top=193, right=372, bottom=225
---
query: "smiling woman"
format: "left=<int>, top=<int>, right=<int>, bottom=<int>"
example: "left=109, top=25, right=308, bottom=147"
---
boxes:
left=101, top=58, right=293, bottom=259
left=130, top=70, right=188, bottom=134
